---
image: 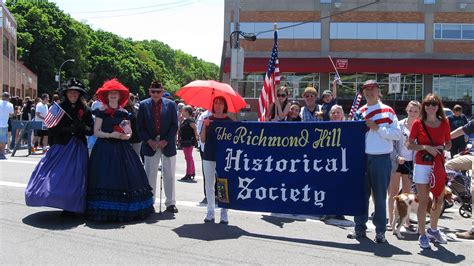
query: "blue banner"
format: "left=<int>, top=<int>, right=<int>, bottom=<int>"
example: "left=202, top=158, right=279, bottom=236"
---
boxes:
left=214, top=121, right=366, bottom=215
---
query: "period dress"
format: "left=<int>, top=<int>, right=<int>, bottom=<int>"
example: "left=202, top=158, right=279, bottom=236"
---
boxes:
left=87, top=108, right=154, bottom=222
left=25, top=100, right=93, bottom=213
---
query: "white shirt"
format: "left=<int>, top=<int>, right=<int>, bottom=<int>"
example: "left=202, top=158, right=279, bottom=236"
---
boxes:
left=196, top=110, right=212, bottom=152
left=35, top=102, right=48, bottom=122
left=395, top=118, right=414, bottom=161
left=354, top=102, right=401, bottom=155
left=0, top=100, right=14, bottom=128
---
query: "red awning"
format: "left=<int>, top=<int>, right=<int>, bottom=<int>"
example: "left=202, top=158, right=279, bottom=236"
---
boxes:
left=223, top=58, right=474, bottom=75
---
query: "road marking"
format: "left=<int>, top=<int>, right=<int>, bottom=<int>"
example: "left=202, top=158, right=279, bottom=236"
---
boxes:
left=0, top=181, right=27, bottom=188
left=0, top=159, right=39, bottom=165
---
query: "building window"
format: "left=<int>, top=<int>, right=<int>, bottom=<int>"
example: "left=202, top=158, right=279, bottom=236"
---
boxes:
left=10, top=43, right=15, bottom=61
left=424, top=0, right=435, bottom=3
left=320, top=0, right=332, bottom=3
left=237, top=73, right=320, bottom=98
left=232, top=22, right=321, bottom=39
left=434, top=23, right=474, bottom=40
left=329, top=73, right=424, bottom=101
left=330, top=23, right=425, bottom=40
left=3, top=36, right=9, bottom=57
left=433, top=75, right=474, bottom=103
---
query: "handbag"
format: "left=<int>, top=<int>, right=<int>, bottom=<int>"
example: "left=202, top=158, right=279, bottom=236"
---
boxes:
left=421, top=121, right=447, bottom=198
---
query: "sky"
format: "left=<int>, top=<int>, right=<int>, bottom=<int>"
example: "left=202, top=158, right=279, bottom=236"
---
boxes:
left=52, top=0, right=225, bottom=66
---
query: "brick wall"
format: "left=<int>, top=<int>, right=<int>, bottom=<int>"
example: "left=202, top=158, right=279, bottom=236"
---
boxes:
left=330, top=40, right=424, bottom=53
left=330, top=12, right=424, bottom=22
left=238, top=11, right=320, bottom=22
left=241, top=39, right=321, bottom=52
left=435, top=12, right=474, bottom=23
left=434, top=41, right=474, bottom=54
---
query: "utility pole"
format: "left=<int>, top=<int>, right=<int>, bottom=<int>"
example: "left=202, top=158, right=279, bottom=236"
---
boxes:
left=230, top=0, right=244, bottom=93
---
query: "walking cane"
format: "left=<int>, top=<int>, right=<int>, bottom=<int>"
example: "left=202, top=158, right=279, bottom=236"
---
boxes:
left=159, top=152, right=164, bottom=213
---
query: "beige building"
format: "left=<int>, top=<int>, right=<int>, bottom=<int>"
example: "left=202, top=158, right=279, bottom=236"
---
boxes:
left=1, top=1, right=38, bottom=99
left=223, top=0, right=474, bottom=115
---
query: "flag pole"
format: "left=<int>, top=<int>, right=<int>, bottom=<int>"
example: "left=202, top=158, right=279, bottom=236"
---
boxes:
left=328, top=55, right=342, bottom=85
left=53, top=102, right=73, bottom=120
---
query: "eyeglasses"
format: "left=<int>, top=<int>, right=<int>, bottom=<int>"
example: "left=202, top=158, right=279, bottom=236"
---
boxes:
left=305, top=94, right=315, bottom=98
left=277, top=94, right=287, bottom=97
left=150, top=89, right=163, bottom=94
left=426, top=101, right=439, bottom=107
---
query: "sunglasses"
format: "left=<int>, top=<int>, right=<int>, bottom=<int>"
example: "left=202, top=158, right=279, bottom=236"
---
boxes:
left=426, top=101, right=439, bottom=107
left=305, top=94, right=315, bottom=98
left=150, top=89, right=163, bottom=94
left=277, top=94, right=287, bottom=97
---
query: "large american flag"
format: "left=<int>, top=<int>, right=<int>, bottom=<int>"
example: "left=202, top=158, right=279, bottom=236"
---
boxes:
left=258, top=31, right=280, bottom=122
left=44, top=102, right=66, bottom=128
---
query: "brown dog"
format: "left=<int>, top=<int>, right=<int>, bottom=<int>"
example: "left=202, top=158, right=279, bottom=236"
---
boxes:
left=392, top=188, right=453, bottom=239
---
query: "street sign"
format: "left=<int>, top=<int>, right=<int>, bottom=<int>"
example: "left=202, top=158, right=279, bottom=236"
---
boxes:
left=388, top=73, right=401, bottom=94
left=336, top=59, right=348, bottom=69
left=55, top=75, right=59, bottom=82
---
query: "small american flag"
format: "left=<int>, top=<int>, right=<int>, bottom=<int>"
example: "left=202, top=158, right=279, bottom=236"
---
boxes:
left=348, top=92, right=363, bottom=120
left=44, top=102, right=66, bottom=128
left=258, top=30, right=280, bottom=122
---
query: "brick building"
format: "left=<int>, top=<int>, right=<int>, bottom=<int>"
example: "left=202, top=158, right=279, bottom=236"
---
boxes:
left=1, top=1, right=38, bottom=100
left=221, top=0, right=474, bottom=117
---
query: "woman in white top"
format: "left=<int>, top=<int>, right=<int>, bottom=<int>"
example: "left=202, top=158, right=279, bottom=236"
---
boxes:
left=388, top=100, right=421, bottom=230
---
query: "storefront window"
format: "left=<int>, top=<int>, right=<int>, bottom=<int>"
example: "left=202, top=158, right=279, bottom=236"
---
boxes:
left=433, top=75, right=474, bottom=103
left=329, top=73, right=424, bottom=100
left=238, top=73, right=319, bottom=99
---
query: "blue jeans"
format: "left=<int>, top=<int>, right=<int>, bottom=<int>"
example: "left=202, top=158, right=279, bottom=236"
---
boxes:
left=354, top=153, right=391, bottom=234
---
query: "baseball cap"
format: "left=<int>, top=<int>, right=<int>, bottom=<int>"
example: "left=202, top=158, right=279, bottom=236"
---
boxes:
left=2, top=92, right=10, bottom=98
left=362, top=80, right=379, bottom=89
left=322, top=90, right=333, bottom=97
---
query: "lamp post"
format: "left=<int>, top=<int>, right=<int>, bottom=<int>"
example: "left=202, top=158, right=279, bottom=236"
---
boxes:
left=58, top=59, right=75, bottom=91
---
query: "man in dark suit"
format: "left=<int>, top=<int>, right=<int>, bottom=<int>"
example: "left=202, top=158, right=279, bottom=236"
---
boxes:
left=137, top=80, right=179, bottom=213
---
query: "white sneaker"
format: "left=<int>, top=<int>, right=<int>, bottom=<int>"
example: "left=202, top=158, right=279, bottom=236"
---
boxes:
left=220, top=209, right=228, bottom=224
left=204, top=211, right=214, bottom=222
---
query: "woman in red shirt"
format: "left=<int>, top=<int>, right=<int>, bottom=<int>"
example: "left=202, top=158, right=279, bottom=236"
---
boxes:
left=408, top=93, right=451, bottom=249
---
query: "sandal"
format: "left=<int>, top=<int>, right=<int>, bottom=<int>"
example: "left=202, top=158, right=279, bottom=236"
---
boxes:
left=404, top=224, right=417, bottom=232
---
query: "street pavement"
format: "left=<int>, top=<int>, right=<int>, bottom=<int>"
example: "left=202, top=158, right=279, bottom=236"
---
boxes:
left=1, top=148, right=473, bottom=264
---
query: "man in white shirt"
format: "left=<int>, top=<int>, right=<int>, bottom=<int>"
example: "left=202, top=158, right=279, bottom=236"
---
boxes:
left=34, top=93, right=50, bottom=151
left=0, top=92, right=14, bottom=159
left=347, top=80, right=401, bottom=243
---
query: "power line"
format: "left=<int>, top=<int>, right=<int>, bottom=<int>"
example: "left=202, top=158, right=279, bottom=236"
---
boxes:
left=82, top=1, right=196, bottom=19
left=71, top=0, right=193, bottom=14
left=255, top=0, right=381, bottom=36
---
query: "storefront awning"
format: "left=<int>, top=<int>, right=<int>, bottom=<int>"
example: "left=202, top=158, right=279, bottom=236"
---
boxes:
left=222, top=58, right=474, bottom=75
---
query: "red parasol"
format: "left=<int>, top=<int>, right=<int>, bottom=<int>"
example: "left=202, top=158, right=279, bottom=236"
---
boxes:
left=176, top=80, right=247, bottom=113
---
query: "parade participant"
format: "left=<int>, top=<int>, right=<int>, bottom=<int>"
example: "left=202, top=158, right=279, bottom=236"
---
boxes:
left=179, top=105, right=199, bottom=181
left=321, top=79, right=338, bottom=121
left=286, top=101, right=302, bottom=121
left=0, top=92, right=14, bottom=159
left=447, top=105, right=468, bottom=157
left=34, top=93, right=50, bottom=152
left=268, top=86, right=291, bottom=121
left=329, top=104, right=345, bottom=121
left=87, top=79, right=154, bottom=222
left=201, top=96, right=234, bottom=224
left=408, top=93, right=451, bottom=249
left=137, top=80, right=179, bottom=213
left=347, top=80, right=400, bottom=243
left=387, top=101, right=420, bottom=231
left=449, top=119, right=474, bottom=240
left=196, top=108, right=213, bottom=203
left=300, top=86, right=322, bottom=121
left=25, top=78, right=94, bottom=215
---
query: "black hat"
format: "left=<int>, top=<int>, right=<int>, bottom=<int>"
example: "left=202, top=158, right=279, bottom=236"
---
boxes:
left=61, top=78, right=88, bottom=95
